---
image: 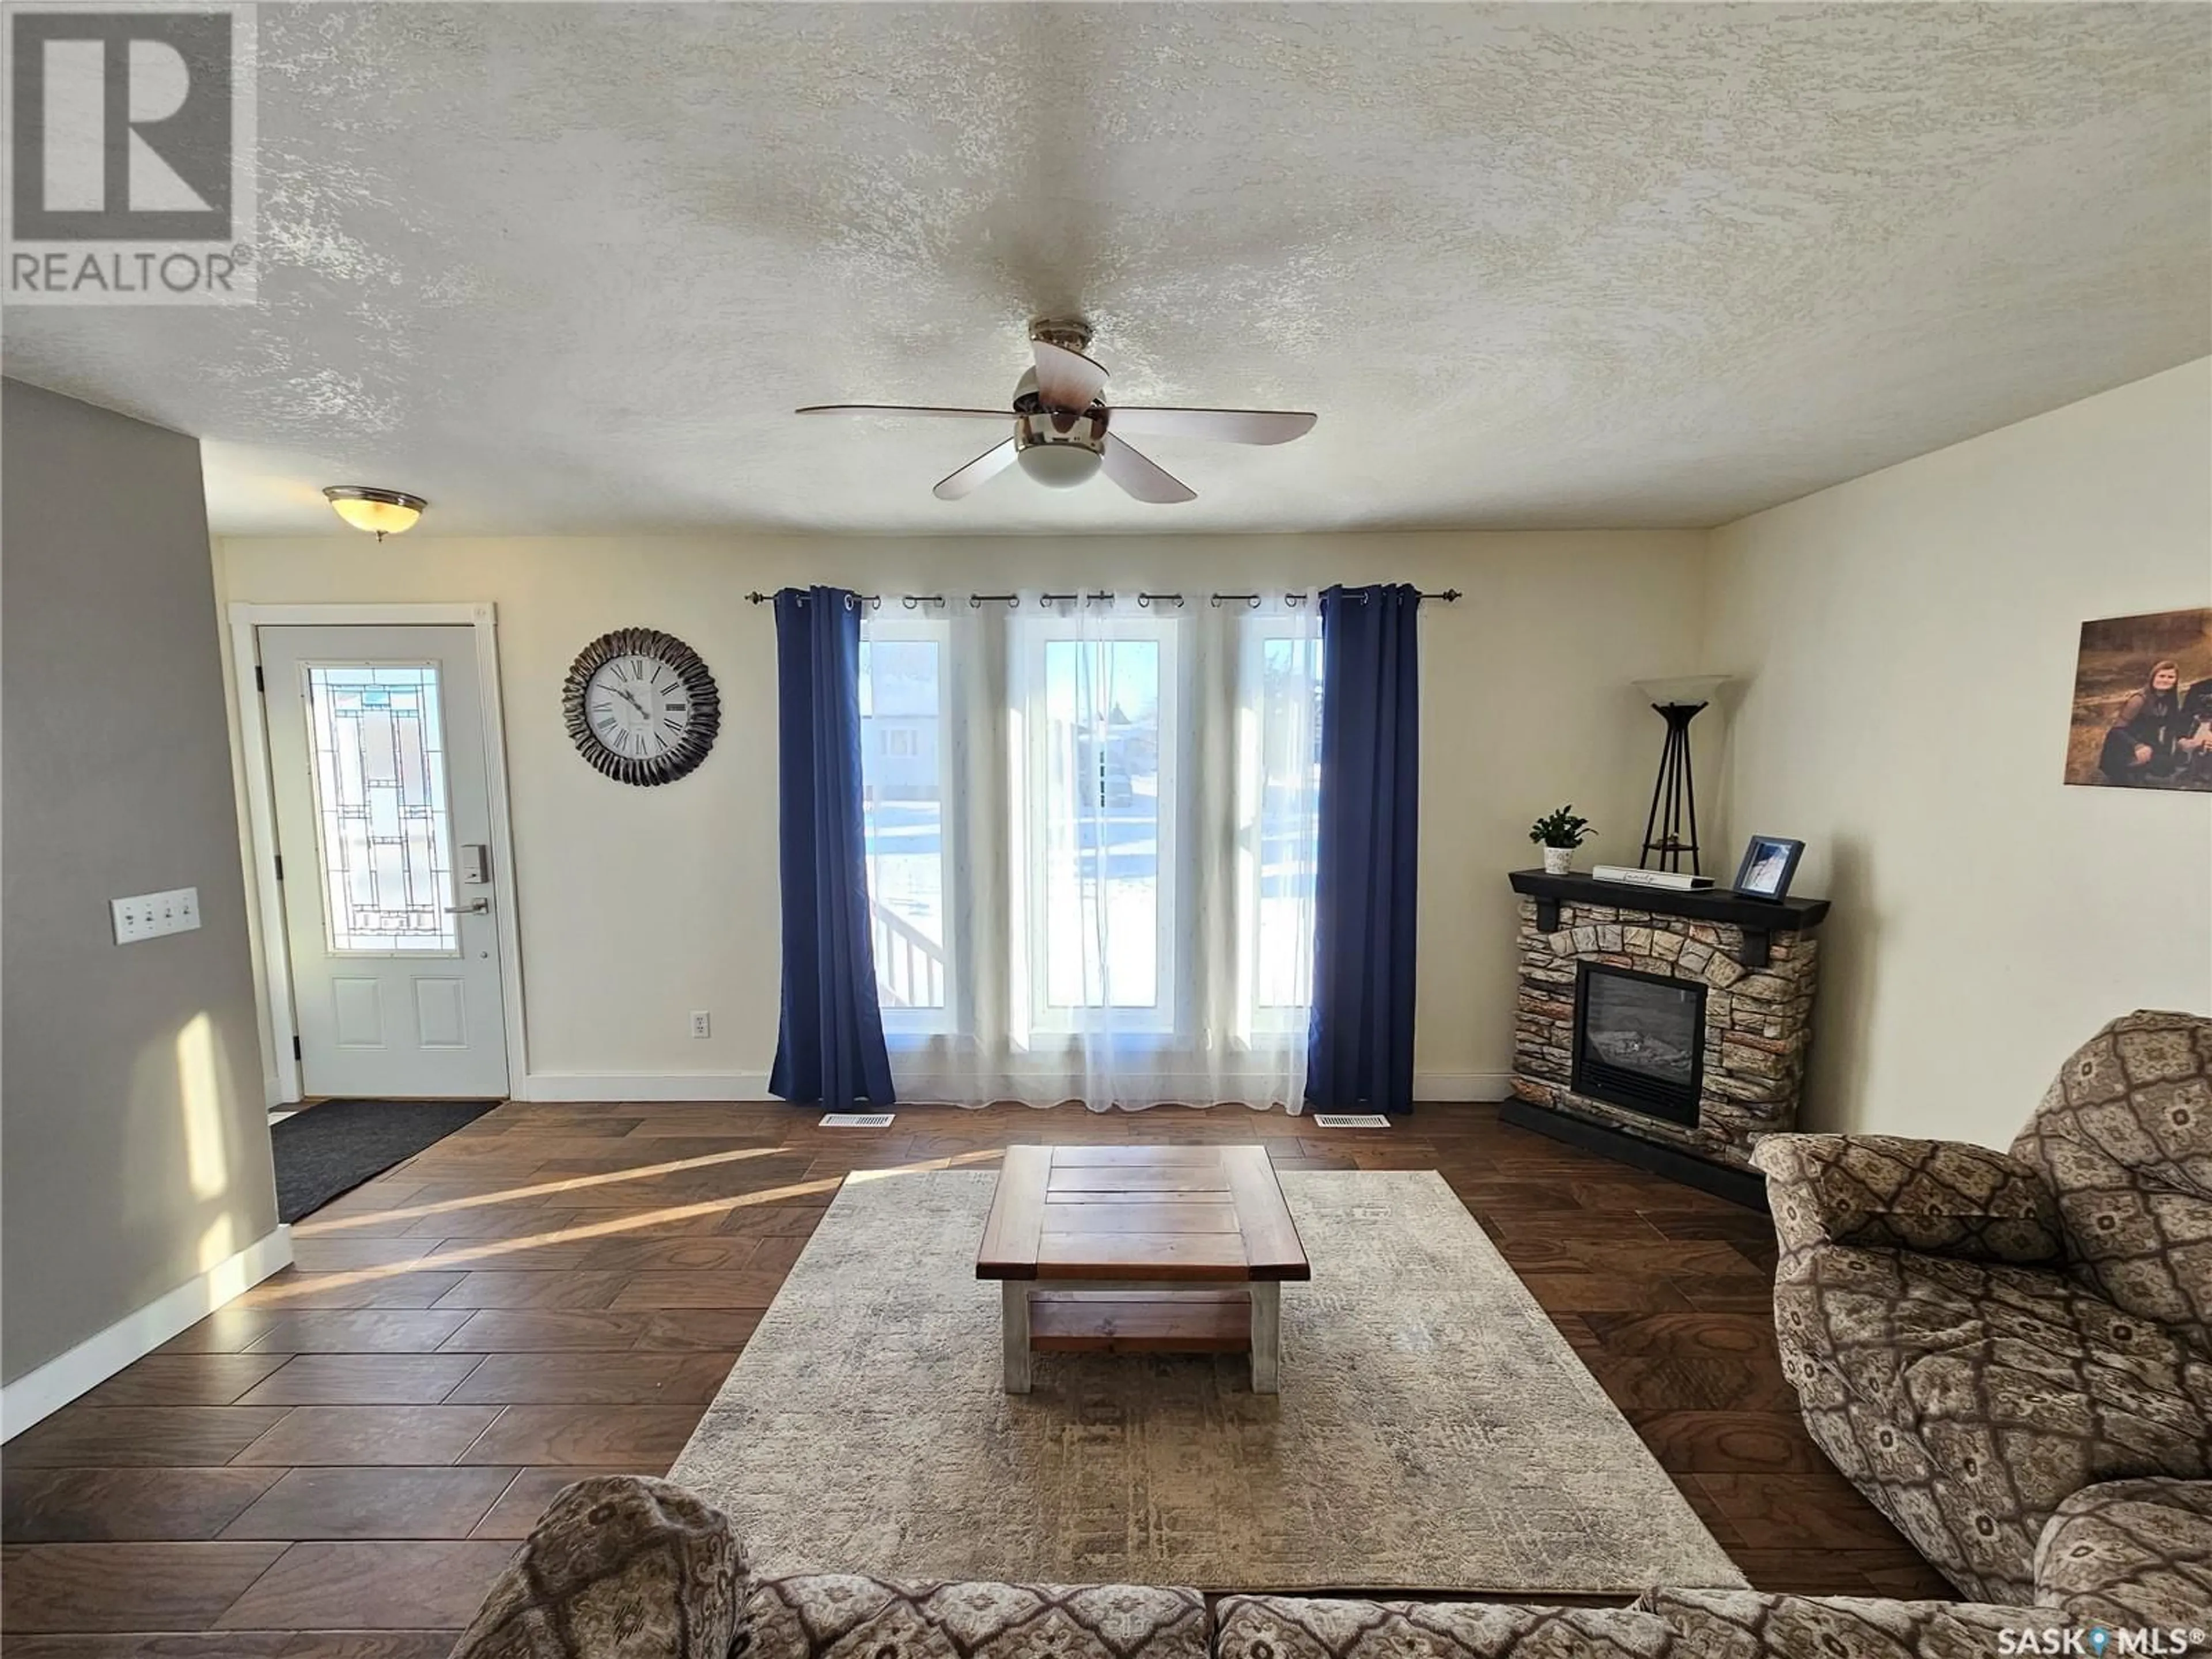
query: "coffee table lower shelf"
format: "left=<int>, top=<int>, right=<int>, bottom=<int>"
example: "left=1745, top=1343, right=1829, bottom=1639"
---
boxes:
left=1001, top=1281, right=1280, bottom=1393
left=1028, top=1287, right=1254, bottom=1352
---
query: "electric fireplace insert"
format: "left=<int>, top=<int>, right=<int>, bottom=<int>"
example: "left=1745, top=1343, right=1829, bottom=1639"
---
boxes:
left=1571, top=961, right=1706, bottom=1129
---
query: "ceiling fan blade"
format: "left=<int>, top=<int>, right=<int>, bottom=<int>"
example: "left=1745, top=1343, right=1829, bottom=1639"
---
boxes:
left=933, top=438, right=1020, bottom=500
left=796, top=404, right=1007, bottom=421
left=1032, top=339, right=1110, bottom=412
left=1105, top=407, right=1317, bottom=446
left=1100, top=435, right=1196, bottom=504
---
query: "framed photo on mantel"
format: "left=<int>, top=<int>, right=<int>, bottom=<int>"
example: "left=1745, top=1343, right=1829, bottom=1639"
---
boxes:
left=1732, top=835, right=1804, bottom=902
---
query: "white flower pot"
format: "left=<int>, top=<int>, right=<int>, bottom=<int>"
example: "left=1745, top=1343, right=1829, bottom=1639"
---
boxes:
left=1541, top=846, right=1574, bottom=876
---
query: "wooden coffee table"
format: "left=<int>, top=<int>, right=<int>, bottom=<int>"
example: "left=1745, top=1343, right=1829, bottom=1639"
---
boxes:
left=976, top=1145, right=1310, bottom=1394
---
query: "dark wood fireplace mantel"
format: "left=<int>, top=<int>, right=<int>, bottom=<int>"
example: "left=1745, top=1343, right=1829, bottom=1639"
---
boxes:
left=1509, top=870, right=1829, bottom=969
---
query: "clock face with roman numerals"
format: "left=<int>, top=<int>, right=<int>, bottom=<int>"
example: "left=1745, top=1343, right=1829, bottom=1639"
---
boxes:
left=560, top=628, right=719, bottom=786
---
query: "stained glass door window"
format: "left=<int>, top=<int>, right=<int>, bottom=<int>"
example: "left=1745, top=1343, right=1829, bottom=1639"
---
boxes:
left=302, top=664, right=460, bottom=954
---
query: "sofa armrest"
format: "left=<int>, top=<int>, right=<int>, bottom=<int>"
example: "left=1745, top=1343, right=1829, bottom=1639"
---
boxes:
left=448, top=1475, right=745, bottom=1659
left=2035, top=1478, right=2212, bottom=1632
left=1750, top=1134, right=2063, bottom=1265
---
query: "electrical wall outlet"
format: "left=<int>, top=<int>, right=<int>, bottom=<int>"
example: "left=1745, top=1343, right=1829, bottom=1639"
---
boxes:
left=112, top=886, right=202, bottom=944
left=688, top=1010, right=711, bottom=1039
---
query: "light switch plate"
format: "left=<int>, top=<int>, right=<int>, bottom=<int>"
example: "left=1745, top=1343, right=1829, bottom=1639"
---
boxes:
left=112, top=886, right=202, bottom=944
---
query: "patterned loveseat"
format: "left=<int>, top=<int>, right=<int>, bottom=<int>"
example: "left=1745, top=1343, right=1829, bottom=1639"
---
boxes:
left=445, top=1474, right=2212, bottom=1659
left=1751, top=1009, right=2212, bottom=1606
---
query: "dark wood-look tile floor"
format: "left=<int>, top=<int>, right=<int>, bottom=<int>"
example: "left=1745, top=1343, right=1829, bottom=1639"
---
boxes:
left=0, top=1102, right=1953, bottom=1647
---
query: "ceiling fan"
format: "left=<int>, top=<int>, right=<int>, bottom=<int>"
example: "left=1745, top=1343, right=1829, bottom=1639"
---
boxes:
left=796, top=319, right=1316, bottom=503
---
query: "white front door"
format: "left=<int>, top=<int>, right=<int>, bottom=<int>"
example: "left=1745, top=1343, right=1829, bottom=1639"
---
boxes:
left=260, top=625, right=510, bottom=1098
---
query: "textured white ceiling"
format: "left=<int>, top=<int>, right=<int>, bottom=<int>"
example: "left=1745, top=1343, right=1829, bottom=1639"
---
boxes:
left=6, top=3, right=2207, bottom=536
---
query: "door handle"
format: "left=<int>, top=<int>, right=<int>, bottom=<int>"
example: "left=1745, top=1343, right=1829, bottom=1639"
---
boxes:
left=444, top=899, right=490, bottom=915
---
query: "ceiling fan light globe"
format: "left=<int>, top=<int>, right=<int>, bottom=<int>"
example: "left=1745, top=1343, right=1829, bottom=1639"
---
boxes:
left=1016, top=442, right=1103, bottom=489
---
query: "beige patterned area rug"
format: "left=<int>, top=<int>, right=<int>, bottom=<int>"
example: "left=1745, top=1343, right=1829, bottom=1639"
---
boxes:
left=671, top=1168, right=1747, bottom=1596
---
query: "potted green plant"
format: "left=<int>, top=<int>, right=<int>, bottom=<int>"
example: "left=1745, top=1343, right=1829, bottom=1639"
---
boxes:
left=1529, top=805, right=1595, bottom=876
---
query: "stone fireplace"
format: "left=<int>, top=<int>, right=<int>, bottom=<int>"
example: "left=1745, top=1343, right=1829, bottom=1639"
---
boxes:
left=1504, top=870, right=1830, bottom=1202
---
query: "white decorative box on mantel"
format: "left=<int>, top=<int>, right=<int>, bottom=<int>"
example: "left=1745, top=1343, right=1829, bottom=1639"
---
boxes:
left=1503, top=870, right=1831, bottom=1194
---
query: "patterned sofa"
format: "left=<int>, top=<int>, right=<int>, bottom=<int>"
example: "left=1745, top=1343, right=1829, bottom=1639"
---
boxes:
left=1750, top=1009, right=2212, bottom=1606
left=444, top=1473, right=2211, bottom=1659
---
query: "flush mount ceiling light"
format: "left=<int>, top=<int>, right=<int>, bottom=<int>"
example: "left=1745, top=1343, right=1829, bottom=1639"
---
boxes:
left=323, top=485, right=427, bottom=540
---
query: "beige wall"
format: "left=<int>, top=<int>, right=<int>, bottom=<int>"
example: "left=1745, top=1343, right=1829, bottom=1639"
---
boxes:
left=1703, top=359, right=2212, bottom=1146
left=3, top=382, right=279, bottom=1385
left=217, top=530, right=1707, bottom=1099
left=217, top=360, right=2210, bottom=1135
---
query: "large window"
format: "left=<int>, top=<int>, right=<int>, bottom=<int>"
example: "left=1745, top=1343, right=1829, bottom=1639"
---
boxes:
left=858, top=620, right=952, bottom=1030
left=1240, top=626, right=1324, bottom=1032
left=1013, top=616, right=1179, bottom=1032
left=860, top=596, right=1324, bottom=1105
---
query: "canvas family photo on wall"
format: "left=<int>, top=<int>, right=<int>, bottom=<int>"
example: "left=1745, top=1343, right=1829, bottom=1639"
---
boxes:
left=2065, top=607, right=2212, bottom=792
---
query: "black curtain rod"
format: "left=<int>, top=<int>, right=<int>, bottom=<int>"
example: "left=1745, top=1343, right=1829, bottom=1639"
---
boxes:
left=743, top=589, right=1461, bottom=608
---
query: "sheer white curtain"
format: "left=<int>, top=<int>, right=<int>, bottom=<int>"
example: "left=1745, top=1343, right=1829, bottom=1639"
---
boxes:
left=859, top=591, right=1320, bottom=1111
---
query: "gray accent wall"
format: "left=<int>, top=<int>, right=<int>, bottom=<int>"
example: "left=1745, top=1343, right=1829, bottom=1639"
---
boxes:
left=2, top=380, right=277, bottom=1386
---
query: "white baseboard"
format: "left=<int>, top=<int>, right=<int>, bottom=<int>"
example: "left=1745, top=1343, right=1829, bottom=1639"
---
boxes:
left=523, top=1071, right=1512, bottom=1106
left=520, top=1072, right=776, bottom=1103
left=1, top=1224, right=294, bottom=1440
left=1414, top=1072, right=1516, bottom=1103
